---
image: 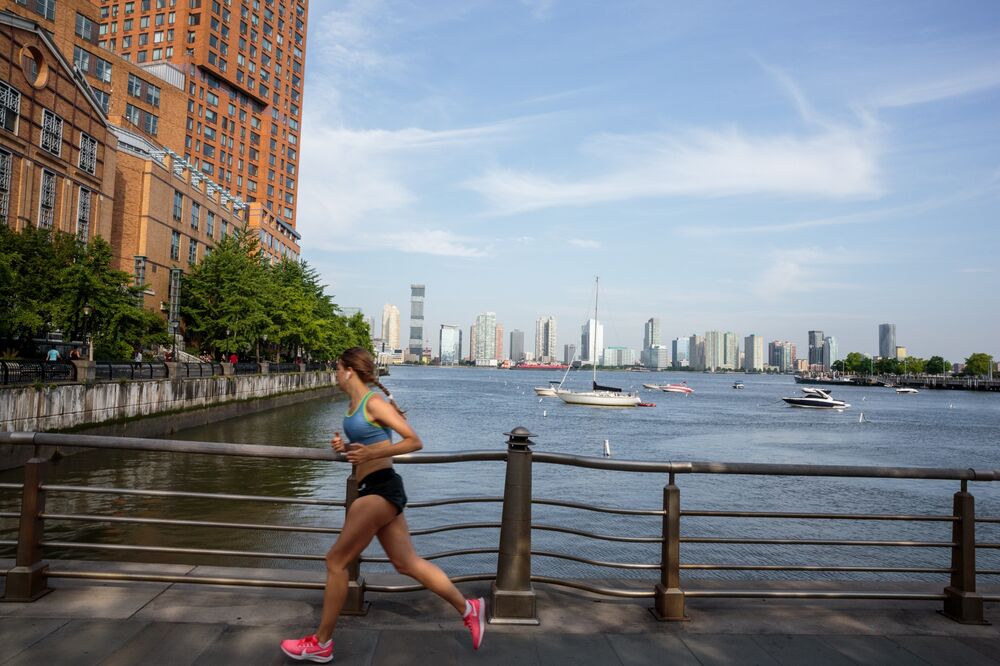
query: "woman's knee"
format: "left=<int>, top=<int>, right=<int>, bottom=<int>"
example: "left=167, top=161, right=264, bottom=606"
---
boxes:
left=325, top=547, right=354, bottom=574
left=390, top=555, right=420, bottom=577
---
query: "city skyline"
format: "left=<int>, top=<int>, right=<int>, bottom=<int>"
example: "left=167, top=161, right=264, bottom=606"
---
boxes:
left=296, top=3, right=999, bottom=361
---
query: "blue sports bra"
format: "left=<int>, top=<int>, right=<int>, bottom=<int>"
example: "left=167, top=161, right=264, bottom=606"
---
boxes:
left=343, top=391, right=394, bottom=445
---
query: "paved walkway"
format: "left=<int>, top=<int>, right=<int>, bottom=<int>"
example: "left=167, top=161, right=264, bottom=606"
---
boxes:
left=1, top=561, right=998, bottom=665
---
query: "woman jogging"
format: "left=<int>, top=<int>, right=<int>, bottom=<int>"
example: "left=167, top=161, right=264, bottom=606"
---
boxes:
left=281, top=347, right=485, bottom=662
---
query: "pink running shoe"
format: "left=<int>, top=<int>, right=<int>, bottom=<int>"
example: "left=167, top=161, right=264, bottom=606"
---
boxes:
left=280, top=634, right=333, bottom=663
left=463, top=597, right=486, bottom=650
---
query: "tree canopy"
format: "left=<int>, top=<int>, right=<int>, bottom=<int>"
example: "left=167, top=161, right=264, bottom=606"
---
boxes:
left=963, top=353, right=994, bottom=377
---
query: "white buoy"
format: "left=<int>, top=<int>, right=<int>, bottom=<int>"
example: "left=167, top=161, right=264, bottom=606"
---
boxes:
left=603, top=439, right=611, bottom=457
left=858, top=412, right=865, bottom=423
left=543, top=409, right=547, bottom=417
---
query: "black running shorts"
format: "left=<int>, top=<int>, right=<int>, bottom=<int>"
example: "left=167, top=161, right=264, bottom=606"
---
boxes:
left=357, top=468, right=407, bottom=514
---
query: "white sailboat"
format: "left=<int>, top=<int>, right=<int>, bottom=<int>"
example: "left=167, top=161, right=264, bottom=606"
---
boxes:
left=557, top=277, right=640, bottom=408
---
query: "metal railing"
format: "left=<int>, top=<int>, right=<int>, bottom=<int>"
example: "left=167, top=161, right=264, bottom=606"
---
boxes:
left=232, top=362, right=260, bottom=375
left=0, top=429, right=997, bottom=625
left=0, top=360, right=76, bottom=385
left=93, top=361, right=169, bottom=381
left=269, top=362, right=301, bottom=374
left=175, top=362, right=223, bottom=378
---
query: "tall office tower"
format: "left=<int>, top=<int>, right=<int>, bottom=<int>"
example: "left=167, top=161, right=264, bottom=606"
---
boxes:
left=381, top=304, right=400, bottom=350
left=495, top=323, right=504, bottom=361
left=744, top=334, right=765, bottom=372
left=823, top=336, right=838, bottom=371
left=438, top=325, right=462, bottom=366
left=879, top=323, right=896, bottom=359
left=723, top=331, right=739, bottom=370
left=769, top=340, right=794, bottom=372
left=648, top=345, right=670, bottom=370
left=580, top=318, right=604, bottom=364
left=408, top=284, right=425, bottom=360
left=808, top=330, right=825, bottom=366
left=474, top=312, right=497, bottom=364
left=689, top=334, right=705, bottom=371
left=672, top=337, right=689, bottom=368
left=641, top=317, right=661, bottom=367
left=703, top=331, right=724, bottom=371
left=563, top=344, right=576, bottom=364
left=99, top=0, right=309, bottom=250
left=534, top=316, right=557, bottom=362
left=509, top=329, right=525, bottom=363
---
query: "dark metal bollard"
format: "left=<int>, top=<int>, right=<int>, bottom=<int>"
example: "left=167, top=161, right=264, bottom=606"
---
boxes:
left=942, top=480, right=984, bottom=623
left=341, top=469, right=369, bottom=615
left=652, top=472, right=687, bottom=620
left=4, top=457, right=51, bottom=601
left=490, top=426, right=539, bottom=625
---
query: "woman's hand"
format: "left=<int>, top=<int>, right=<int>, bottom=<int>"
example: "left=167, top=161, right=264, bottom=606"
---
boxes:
left=345, top=443, right=374, bottom=465
left=331, top=431, right=346, bottom=453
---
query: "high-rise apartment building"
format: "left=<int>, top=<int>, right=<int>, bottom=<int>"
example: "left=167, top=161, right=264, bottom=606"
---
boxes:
left=438, top=325, right=461, bottom=366
left=642, top=317, right=660, bottom=367
left=534, top=316, right=557, bottom=363
left=723, top=331, right=739, bottom=370
left=744, top=334, right=764, bottom=372
left=495, top=323, right=504, bottom=361
left=580, top=318, right=604, bottom=365
left=671, top=337, right=689, bottom=368
left=808, top=330, right=825, bottom=367
left=647, top=345, right=669, bottom=370
left=474, top=312, right=496, bottom=365
left=689, top=334, right=705, bottom=371
left=704, top=331, right=724, bottom=371
left=879, top=323, right=896, bottom=359
left=408, top=284, right=424, bottom=360
left=468, top=324, right=476, bottom=362
left=563, top=343, right=576, bottom=364
left=509, top=329, right=525, bottom=363
left=769, top=340, right=795, bottom=372
left=98, top=0, right=309, bottom=254
left=381, top=304, right=400, bottom=351
left=823, top=336, right=838, bottom=371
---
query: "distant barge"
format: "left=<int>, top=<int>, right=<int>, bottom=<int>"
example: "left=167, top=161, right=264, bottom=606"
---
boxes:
left=794, top=374, right=1000, bottom=392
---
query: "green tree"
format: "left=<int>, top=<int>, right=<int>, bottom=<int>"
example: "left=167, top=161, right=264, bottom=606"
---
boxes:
left=926, top=356, right=949, bottom=374
left=963, top=353, right=994, bottom=377
left=841, top=352, right=870, bottom=374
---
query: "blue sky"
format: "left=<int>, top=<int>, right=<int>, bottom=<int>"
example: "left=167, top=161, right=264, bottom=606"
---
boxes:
left=296, top=1, right=1000, bottom=361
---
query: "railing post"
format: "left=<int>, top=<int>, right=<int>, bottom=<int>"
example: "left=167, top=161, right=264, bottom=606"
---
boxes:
left=490, top=426, right=539, bottom=625
left=340, top=469, right=369, bottom=615
left=942, top=480, right=984, bottom=623
left=652, top=472, right=687, bottom=620
left=4, top=457, right=51, bottom=601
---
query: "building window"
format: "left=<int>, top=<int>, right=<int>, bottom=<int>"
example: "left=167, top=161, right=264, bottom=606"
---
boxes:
left=0, top=82, right=20, bottom=133
left=26, top=0, right=56, bottom=21
left=134, top=255, right=147, bottom=288
left=190, top=201, right=200, bottom=229
left=79, top=133, right=98, bottom=174
left=92, top=90, right=110, bottom=114
left=206, top=210, right=215, bottom=237
left=220, top=218, right=228, bottom=238
left=170, top=230, right=180, bottom=260
left=173, top=190, right=183, bottom=220
left=77, top=187, right=91, bottom=241
left=38, top=169, right=56, bottom=228
left=0, top=149, right=11, bottom=223
left=188, top=238, right=197, bottom=264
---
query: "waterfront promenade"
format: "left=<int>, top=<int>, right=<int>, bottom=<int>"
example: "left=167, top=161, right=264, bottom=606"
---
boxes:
left=2, top=560, right=998, bottom=665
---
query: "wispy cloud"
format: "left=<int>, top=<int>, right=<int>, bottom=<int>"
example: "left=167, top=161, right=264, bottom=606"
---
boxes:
left=465, top=123, right=881, bottom=215
left=751, top=248, right=864, bottom=300
left=958, top=268, right=994, bottom=274
left=569, top=238, right=601, bottom=249
left=521, top=0, right=555, bottom=20
left=870, top=66, right=1000, bottom=109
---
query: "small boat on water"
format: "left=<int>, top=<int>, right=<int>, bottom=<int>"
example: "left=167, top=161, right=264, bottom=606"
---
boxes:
left=661, top=383, right=694, bottom=394
left=642, top=383, right=661, bottom=390
left=637, top=402, right=656, bottom=407
left=732, top=380, right=744, bottom=389
left=895, top=387, right=919, bottom=394
left=782, top=388, right=850, bottom=409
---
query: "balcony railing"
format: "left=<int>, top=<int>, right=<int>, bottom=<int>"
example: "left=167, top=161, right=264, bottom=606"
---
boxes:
left=0, top=429, right=996, bottom=625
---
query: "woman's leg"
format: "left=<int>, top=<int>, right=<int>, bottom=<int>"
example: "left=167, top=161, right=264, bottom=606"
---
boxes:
left=377, top=512, right=466, bottom=614
left=316, top=496, right=398, bottom=642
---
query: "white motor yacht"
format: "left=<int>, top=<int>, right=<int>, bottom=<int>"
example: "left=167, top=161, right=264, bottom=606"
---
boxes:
left=782, top=388, right=850, bottom=409
left=895, top=387, right=919, bottom=394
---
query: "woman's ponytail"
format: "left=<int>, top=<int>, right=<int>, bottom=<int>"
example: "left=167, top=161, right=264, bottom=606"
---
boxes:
left=374, top=379, right=406, bottom=417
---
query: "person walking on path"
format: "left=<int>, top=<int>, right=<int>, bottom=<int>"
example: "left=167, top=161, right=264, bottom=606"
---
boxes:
left=280, top=347, right=485, bottom=663
left=45, top=347, right=61, bottom=362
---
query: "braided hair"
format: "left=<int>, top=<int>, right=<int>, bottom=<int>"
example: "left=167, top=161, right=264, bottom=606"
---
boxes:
left=338, top=347, right=405, bottom=417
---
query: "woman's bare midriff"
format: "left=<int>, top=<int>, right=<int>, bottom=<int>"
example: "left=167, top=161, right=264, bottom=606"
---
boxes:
left=355, top=439, right=394, bottom=483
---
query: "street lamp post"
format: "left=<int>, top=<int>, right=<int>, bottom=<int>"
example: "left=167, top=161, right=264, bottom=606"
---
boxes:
left=82, top=304, right=93, bottom=362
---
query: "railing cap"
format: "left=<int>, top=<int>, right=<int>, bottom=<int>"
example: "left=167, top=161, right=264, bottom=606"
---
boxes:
left=505, top=426, right=535, bottom=449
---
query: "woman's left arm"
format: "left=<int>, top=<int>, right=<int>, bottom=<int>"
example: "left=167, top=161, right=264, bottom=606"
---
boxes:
left=349, top=395, right=422, bottom=462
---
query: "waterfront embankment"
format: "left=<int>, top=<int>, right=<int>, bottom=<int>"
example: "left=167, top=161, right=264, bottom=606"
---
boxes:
left=0, top=370, right=338, bottom=470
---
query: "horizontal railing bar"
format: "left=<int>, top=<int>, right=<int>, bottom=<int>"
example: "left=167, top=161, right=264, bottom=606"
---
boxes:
left=0, top=539, right=15, bottom=546
left=41, top=540, right=324, bottom=561
left=684, top=590, right=947, bottom=600
left=39, top=513, right=342, bottom=535
left=532, top=523, right=662, bottom=543
left=0, top=512, right=19, bottom=519
left=681, top=537, right=955, bottom=547
left=408, top=522, right=500, bottom=536
left=407, top=496, right=503, bottom=508
left=366, top=575, right=495, bottom=593
left=975, top=517, right=1000, bottom=523
left=977, top=543, right=1000, bottom=549
left=978, top=570, right=1000, bottom=575
left=40, top=484, right=346, bottom=506
left=362, top=547, right=497, bottom=564
left=0, top=482, right=22, bottom=490
left=682, top=564, right=952, bottom=573
left=531, top=550, right=659, bottom=570
left=683, top=510, right=956, bottom=522
left=530, top=576, right=654, bottom=598
left=532, top=497, right=663, bottom=516
left=4, top=432, right=998, bottom=481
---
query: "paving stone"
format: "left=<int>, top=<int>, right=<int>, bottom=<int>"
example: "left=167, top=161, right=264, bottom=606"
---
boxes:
left=0, top=617, right=68, bottom=663
left=956, top=636, right=1000, bottom=663
left=3, top=619, right=148, bottom=666
left=887, top=635, right=999, bottom=666
left=100, top=622, right=225, bottom=666
left=533, top=632, right=621, bottom=666
left=752, top=634, right=855, bottom=665
left=818, top=635, right=930, bottom=664
left=682, top=634, right=781, bottom=665
left=606, top=633, right=701, bottom=665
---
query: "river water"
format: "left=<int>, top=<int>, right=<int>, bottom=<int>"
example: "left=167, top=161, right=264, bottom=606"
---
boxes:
left=2, top=367, right=998, bottom=582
